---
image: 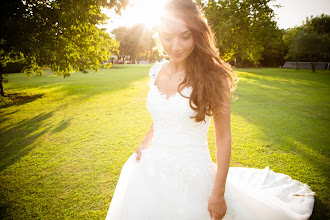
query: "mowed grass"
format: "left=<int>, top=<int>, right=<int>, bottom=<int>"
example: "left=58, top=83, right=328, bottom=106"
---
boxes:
left=0, top=65, right=329, bottom=219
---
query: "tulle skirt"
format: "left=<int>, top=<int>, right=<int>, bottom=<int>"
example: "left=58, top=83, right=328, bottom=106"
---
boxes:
left=105, top=144, right=315, bottom=220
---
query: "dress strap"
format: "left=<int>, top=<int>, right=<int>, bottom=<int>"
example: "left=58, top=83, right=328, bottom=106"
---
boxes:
left=148, top=61, right=168, bottom=79
left=147, top=61, right=168, bottom=88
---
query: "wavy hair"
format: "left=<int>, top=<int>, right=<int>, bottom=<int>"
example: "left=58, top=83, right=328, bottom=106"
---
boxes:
left=155, top=0, right=238, bottom=123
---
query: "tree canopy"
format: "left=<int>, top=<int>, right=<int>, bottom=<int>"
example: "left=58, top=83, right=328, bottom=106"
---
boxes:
left=285, top=14, right=330, bottom=72
left=112, top=24, right=157, bottom=64
left=0, top=0, right=129, bottom=96
left=201, top=0, right=279, bottom=67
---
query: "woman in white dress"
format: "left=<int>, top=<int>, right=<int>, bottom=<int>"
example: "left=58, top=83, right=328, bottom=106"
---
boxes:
left=105, top=0, right=315, bottom=219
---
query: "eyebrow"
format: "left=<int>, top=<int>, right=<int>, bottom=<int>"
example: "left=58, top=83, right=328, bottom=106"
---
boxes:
left=160, top=30, right=192, bottom=35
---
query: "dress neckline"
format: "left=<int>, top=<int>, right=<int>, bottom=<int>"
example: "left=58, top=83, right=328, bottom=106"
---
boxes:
left=152, top=61, right=192, bottom=101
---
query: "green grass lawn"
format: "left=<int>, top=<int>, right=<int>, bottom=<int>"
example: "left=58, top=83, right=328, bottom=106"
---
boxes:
left=0, top=65, right=329, bottom=219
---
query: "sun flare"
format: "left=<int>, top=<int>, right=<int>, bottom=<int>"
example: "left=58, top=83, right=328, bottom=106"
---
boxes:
left=103, top=0, right=167, bottom=32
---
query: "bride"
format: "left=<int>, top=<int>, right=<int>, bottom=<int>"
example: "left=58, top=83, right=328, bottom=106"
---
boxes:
left=105, top=0, right=315, bottom=219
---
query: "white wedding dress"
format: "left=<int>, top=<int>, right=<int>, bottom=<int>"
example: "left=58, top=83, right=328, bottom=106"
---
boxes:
left=105, top=61, right=315, bottom=220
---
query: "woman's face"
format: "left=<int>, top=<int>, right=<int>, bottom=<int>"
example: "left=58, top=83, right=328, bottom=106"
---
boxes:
left=159, top=16, right=195, bottom=64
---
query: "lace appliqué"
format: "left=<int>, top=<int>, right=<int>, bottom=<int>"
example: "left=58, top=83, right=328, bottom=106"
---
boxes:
left=147, top=61, right=192, bottom=103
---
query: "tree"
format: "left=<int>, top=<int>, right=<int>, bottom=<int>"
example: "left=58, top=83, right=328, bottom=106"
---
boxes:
left=283, top=27, right=301, bottom=69
left=0, top=0, right=128, bottom=96
left=112, top=24, right=155, bottom=64
left=201, top=0, right=279, bottom=67
left=305, top=14, right=330, bottom=36
left=288, top=28, right=329, bottom=72
left=304, top=14, right=330, bottom=62
left=285, top=14, right=330, bottom=72
left=112, top=26, right=133, bottom=62
left=260, top=28, right=287, bottom=67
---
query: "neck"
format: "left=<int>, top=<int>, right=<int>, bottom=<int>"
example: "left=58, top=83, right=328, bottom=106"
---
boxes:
left=169, top=60, right=186, bottom=75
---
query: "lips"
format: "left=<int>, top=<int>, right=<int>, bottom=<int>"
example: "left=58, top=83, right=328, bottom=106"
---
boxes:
left=172, top=52, right=183, bottom=57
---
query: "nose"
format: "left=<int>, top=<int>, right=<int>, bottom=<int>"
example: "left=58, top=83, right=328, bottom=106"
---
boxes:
left=172, top=37, right=182, bottom=52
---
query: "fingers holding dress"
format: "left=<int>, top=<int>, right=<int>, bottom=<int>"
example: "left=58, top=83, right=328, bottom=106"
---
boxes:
left=208, top=193, right=227, bottom=220
left=135, top=144, right=147, bottom=163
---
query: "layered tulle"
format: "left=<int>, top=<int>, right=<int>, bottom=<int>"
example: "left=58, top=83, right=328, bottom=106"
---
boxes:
left=106, top=143, right=216, bottom=220
left=224, top=167, right=315, bottom=220
left=105, top=143, right=315, bottom=220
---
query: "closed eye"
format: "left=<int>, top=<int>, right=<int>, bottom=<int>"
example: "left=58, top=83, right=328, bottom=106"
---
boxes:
left=160, top=34, right=172, bottom=40
left=162, top=37, right=172, bottom=41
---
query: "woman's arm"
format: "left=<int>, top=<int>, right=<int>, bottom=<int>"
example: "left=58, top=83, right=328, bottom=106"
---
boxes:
left=135, top=122, right=154, bottom=162
left=211, top=96, right=231, bottom=196
left=208, top=85, right=231, bottom=220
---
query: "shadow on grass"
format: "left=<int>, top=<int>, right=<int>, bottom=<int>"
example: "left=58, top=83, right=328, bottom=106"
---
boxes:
left=0, top=110, right=19, bottom=125
left=0, top=65, right=155, bottom=173
left=5, top=64, right=153, bottom=104
left=0, top=111, right=54, bottom=172
left=311, top=197, right=329, bottom=220
left=51, top=118, right=71, bottom=133
left=0, top=92, right=43, bottom=109
left=107, top=65, right=128, bottom=69
left=232, top=69, right=330, bottom=219
left=235, top=68, right=330, bottom=87
left=54, top=66, right=152, bottom=102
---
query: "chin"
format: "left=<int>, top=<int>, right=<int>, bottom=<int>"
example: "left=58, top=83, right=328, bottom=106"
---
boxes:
left=170, top=55, right=189, bottom=63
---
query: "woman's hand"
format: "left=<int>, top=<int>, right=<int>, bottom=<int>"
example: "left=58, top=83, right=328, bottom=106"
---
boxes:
left=135, top=144, right=148, bottom=163
left=208, top=193, right=227, bottom=220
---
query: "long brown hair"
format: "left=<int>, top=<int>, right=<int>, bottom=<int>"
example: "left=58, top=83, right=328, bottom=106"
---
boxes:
left=156, top=0, right=238, bottom=123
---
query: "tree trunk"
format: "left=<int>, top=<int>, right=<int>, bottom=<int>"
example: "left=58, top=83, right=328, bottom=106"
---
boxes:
left=311, top=61, right=317, bottom=73
left=149, top=48, right=153, bottom=63
left=131, top=54, right=136, bottom=64
left=0, top=63, right=5, bottom=97
left=295, top=61, right=299, bottom=70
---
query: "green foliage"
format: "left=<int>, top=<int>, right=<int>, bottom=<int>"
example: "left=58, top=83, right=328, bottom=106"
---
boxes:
left=304, top=14, right=330, bottom=35
left=0, top=0, right=128, bottom=96
left=289, top=28, right=327, bottom=60
left=202, top=0, right=279, bottom=66
left=283, top=27, right=301, bottom=61
left=285, top=14, right=330, bottom=71
left=304, top=14, right=330, bottom=62
left=112, top=24, right=156, bottom=63
left=260, top=28, right=287, bottom=67
left=104, top=62, right=113, bottom=69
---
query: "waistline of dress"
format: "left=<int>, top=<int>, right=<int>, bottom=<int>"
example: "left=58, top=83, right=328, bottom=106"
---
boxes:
left=150, top=140, right=209, bottom=151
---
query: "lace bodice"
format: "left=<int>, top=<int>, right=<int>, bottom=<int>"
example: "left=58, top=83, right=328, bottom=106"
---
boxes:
left=146, top=61, right=211, bottom=149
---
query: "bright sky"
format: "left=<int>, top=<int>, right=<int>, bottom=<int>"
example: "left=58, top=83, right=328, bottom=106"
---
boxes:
left=101, top=0, right=330, bottom=33
left=272, top=0, right=330, bottom=29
